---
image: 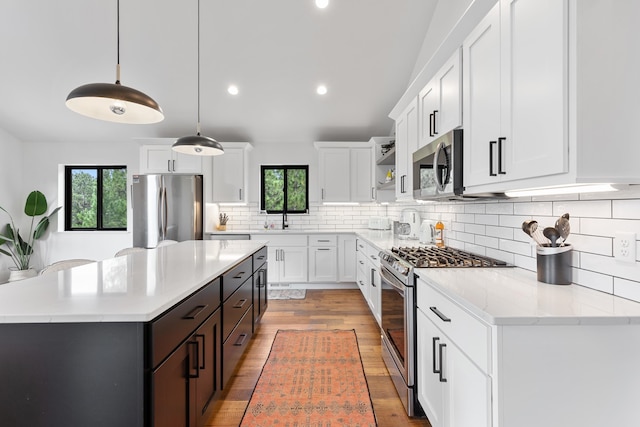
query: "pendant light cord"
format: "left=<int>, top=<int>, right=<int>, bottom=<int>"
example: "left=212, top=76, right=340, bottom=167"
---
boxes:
left=116, top=0, right=121, bottom=84
left=196, top=0, right=201, bottom=135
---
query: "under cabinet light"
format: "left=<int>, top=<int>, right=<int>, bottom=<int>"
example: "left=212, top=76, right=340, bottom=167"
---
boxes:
left=505, top=184, right=625, bottom=198
left=322, top=202, right=359, bottom=206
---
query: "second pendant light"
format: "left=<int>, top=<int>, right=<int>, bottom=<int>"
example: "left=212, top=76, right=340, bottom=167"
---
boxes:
left=173, top=0, right=224, bottom=156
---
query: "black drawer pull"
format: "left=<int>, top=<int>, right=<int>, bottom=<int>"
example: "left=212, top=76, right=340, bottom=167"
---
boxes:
left=256, top=255, right=266, bottom=260
left=183, top=304, right=208, bottom=320
left=234, top=333, right=248, bottom=346
left=233, top=299, right=248, bottom=309
left=233, top=271, right=246, bottom=279
left=429, top=306, right=451, bottom=322
left=195, top=334, right=206, bottom=369
left=438, top=343, right=447, bottom=382
left=317, top=248, right=330, bottom=251
left=188, top=340, right=200, bottom=378
left=432, top=337, right=440, bottom=374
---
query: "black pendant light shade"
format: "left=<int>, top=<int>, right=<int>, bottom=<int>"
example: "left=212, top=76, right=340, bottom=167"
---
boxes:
left=172, top=0, right=223, bottom=157
left=173, top=133, right=224, bottom=156
left=66, top=80, right=164, bottom=124
left=66, top=0, right=164, bottom=124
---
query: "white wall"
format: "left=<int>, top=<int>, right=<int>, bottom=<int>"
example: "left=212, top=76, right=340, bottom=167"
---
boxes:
left=21, top=140, right=140, bottom=266
left=0, top=128, right=25, bottom=282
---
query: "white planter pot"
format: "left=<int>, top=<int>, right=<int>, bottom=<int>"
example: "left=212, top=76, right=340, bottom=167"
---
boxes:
left=8, top=268, right=37, bottom=282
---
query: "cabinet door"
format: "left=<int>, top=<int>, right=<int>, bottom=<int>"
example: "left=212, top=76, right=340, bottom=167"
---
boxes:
left=141, top=145, right=174, bottom=173
left=417, top=309, right=445, bottom=427
left=368, top=264, right=381, bottom=326
left=194, top=309, right=222, bottom=426
left=500, top=0, right=568, bottom=182
left=253, top=267, right=268, bottom=325
left=395, top=98, right=418, bottom=200
left=308, top=247, right=337, bottom=282
left=212, top=147, right=245, bottom=202
left=419, top=81, right=439, bottom=148
left=152, top=340, right=194, bottom=427
left=445, top=342, right=491, bottom=427
left=319, top=148, right=351, bottom=202
left=267, top=247, right=280, bottom=283
left=350, top=148, right=374, bottom=202
left=338, top=235, right=357, bottom=282
left=437, top=50, right=462, bottom=137
left=280, top=247, right=308, bottom=283
left=463, top=3, right=502, bottom=187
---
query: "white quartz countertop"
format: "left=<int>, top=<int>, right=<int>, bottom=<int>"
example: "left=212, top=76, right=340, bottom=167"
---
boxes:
left=0, top=240, right=267, bottom=324
left=416, top=267, right=640, bottom=326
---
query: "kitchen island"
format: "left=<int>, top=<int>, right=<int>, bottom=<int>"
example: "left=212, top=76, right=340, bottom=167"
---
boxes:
left=0, top=240, right=267, bottom=427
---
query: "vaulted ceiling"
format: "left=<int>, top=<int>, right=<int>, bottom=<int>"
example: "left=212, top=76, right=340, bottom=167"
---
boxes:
left=0, top=0, right=436, bottom=145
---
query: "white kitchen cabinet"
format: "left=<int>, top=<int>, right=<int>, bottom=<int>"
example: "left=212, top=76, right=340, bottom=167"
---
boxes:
left=263, top=234, right=308, bottom=284
left=308, top=235, right=338, bottom=283
left=211, top=143, right=251, bottom=203
left=140, top=144, right=203, bottom=174
left=419, top=49, right=462, bottom=148
left=355, top=239, right=381, bottom=325
left=356, top=250, right=369, bottom=302
left=395, top=98, right=418, bottom=200
left=338, top=235, right=357, bottom=282
left=316, top=142, right=374, bottom=203
left=372, top=136, right=396, bottom=203
left=463, top=0, right=568, bottom=188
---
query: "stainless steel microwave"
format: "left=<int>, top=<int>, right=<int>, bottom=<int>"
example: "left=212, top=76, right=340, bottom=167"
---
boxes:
left=412, top=129, right=463, bottom=200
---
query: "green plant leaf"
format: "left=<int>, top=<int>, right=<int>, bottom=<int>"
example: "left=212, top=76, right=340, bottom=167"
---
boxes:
left=24, top=191, right=47, bottom=217
left=0, top=248, right=12, bottom=258
left=33, top=206, right=61, bottom=240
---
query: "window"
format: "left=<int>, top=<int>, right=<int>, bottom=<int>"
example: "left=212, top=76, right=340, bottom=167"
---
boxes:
left=65, top=166, right=127, bottom=231
left=261, top=165, right=309, bottom=214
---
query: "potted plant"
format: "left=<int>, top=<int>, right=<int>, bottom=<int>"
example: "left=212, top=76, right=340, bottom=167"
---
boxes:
left=0, top=191, right=61, bottom=281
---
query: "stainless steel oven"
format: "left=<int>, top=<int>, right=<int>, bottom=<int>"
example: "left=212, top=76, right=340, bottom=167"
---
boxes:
left=379, top=252, right=422, bottom=417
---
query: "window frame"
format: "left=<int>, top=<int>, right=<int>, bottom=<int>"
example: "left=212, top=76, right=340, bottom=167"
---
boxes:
left=64, top=165, right=127, bottom=231
left=260, top=165, right=309, bottom=214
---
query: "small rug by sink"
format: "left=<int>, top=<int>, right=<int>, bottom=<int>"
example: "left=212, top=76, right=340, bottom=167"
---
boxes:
left=240, top=329, right=377, bottom=427
left=268, top=289, right=306, bottom=300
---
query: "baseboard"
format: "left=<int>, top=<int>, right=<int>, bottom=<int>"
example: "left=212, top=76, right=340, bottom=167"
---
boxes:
left=267, top=282, right=358, bottom=290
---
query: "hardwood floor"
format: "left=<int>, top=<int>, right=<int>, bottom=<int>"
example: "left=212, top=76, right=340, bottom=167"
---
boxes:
left=205, top=289, right=431, bottom=427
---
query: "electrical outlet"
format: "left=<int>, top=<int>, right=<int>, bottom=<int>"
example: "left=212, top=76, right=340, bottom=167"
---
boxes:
left=615, top=232, right=637, bottom=262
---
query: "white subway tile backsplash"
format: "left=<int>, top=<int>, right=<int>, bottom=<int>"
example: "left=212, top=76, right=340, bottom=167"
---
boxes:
left=486, top=225, right=514, bottom=240
left=513, top=253, right=536, bottom=270
left=580, top=218, right=640, bottom=237
left=553, top=200, right=611, bottom=218
left=566, top=234, right=612, bottom=256
left=464, top=243, right=486, bottom=255
left=475, top=235, right=499, bottom=249
left=464, top=203, right=486, bottom=214
left=573, top=268, right=613, bottom=293
left=475, top=214, right=499, bottom=226
left=499, top=215, right=531, bottom=228
left=464, top=223, right=486, bottom=235
left=581, top=253, right=640, bottom=283
left=513, top=202, right=553, bottom=216
left=457, top=232, right=475, bottom=244
left=499, top=239, right=532, bottom=256
left=485, top=202, right=514, bottom=215
left=456, top=213, right=475, bottom=223
left=613, top=200, right=640, bottom=219
left=614, top=277, right=640, bottom=303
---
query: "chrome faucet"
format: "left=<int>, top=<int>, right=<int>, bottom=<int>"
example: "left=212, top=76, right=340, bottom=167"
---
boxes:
left=282, top=211, right=288, bottom=229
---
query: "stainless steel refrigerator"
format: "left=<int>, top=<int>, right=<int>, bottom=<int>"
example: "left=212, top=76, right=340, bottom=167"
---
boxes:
left=132, top=174, right=203, bottom=248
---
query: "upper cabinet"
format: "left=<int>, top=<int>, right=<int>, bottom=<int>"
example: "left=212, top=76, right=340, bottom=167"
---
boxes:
left=211, top=143, right=252, bottom=203
left=316, top=142, right=374, bottom=203
left=140, top=143, right=203, bottom=174
left=394, top=98, right=418, bottom=201
left=372, top=137, right=396, bottom=203
left=463, top=0, right=568, bottom=189
left=419, top=49, right=462, bottom=149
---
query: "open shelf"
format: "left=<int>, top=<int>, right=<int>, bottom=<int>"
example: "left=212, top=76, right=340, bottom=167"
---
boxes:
left=376, top=146, right=396, bottom=165
left=377, top=180, right=395, bottom=191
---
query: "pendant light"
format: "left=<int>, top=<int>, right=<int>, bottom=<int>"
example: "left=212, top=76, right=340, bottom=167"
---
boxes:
left=172, top=0, right=224, bottom=156
left=65, top=0, right=164, bottom=124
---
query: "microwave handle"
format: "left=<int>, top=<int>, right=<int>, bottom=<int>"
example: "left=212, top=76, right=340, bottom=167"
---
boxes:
left=433, top=141, right=446, bottom=192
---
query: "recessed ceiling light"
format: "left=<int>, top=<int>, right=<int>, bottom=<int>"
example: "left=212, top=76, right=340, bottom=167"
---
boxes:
left=227, top=85, right=239, bottom=95
left=315, top=0, right=329, bottom=9
left=316, top=85, right=328, bottom=95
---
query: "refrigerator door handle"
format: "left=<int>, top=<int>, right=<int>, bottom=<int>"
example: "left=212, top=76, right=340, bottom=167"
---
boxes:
left=162, top=186, right=168, bottom=239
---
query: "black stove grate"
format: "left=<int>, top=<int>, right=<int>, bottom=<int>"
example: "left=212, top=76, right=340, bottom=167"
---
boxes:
left=390, top=246, right=509, bottom=268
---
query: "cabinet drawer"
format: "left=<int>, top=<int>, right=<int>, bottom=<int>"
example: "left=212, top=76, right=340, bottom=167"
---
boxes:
left=357, top=251, right=368, bottom=276
left=222, top=308, right=253, bottom=387
left=150, top=278, right=221, bottom=368
left=309, top=235, right=337, bottom=246
left=222, top=279, right=253, bottom=341
left=260, top=234, right=307, bottom=247
left=356, top=239, right=367, bottom=253
left=253, top=247, right=268, bottom=271
left=222, top=257, right=252, bottom=302
left=417, top=279, right=490, bottom=373
left=365, top=243, right=380, bottom=264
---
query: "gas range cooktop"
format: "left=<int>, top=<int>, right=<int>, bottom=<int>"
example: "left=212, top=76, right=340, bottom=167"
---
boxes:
left=390, top=246, right=511, bottom=268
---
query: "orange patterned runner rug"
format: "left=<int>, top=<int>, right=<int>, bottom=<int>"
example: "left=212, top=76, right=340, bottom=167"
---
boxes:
left=240, top=329, right=377, bottom=427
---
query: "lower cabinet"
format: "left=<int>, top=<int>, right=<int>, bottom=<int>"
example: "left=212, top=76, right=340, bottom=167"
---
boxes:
left=152, top=309, right=222, bottom=427
left=308, top=235, right=338, bottom=282
left=356, top=238, right=381, bottom=325
left=253, top=248, right=268, bottom=327
left=338, top=235, right=357, bottom=282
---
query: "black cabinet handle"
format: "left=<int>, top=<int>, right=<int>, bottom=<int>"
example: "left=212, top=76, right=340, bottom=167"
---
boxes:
left=188, top=340, right=200, bottom=378
left=489, top=140, right=497, bottom=176
left=195, top=334, right=205, bottom=369
left=167, top=160, right=171, bottom=172
left=233, top=298, right=248, bottom=309
left=183, top=304, right=207, bottom=320
left=317, top=248, right=331, bottom=251
left=429, top=112, right=434, bottom=137
left=498, top=137, right=506, bottom=174
left=233, top=271, right=246, bottom=279
left=432, top=337, right=440, bottom=374
left=234, top=333, right=248, bottom=347
left=429, top=306, right=451, bottom=322
left=438, top=343, right=447, bottom=382
left=256, top=255, right=266, bottom=261
left=370, top=268, right=376, bottom=287
left=433, top=110, right=439, bottom=135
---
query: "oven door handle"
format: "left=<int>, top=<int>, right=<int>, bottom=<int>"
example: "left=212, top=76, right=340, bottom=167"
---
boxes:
left=380, top=267, right=406, bottom=296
